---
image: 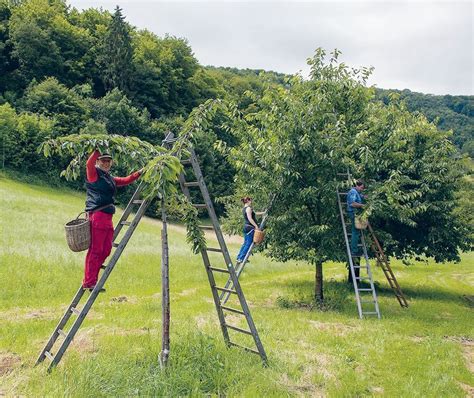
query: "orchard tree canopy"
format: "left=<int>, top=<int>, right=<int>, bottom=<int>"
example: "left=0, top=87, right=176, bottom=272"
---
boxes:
left=223, top=49, right=472, bottom=302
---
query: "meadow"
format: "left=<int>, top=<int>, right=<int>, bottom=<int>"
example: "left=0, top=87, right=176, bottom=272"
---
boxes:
left=0, top=174, right=473, bottom=397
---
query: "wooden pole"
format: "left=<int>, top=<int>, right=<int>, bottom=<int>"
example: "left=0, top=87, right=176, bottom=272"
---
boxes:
left=159, top=197, right=170, bottom=368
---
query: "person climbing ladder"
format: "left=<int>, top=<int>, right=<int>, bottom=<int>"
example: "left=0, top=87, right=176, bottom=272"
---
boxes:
left=236, top=196, right=261, bottom=264
left=346, top=179, right=366, bottom=283
left=83, top=150, right=143, bottom=291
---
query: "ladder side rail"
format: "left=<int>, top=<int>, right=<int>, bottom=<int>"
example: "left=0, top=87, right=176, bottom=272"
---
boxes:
left=337, top=191, right=364, bottom=319
left=227, top=263, right=267, bottom=362
left=199, top=249, right=231, bottom=345
left=35, top=287, right=85, bottom=365
left=360, top=232, right=381, bottom=318
left=368, top=223, right=408, bottom=307
left=47, top=200, right=150, bottom=370
left=188, top=147, right=233, bottom=266
left=112, top=183, right=145, bottom=241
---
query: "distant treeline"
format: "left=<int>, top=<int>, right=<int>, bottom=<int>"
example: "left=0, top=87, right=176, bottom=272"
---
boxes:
left=376, top=89, right=473, bottom=157
left=0, top=0, right=472, bottom=212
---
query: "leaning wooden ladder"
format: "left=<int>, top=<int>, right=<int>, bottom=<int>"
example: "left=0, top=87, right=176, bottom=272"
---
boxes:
left=36, top=183, right=151, bottom=371
left=164, top=134, right=267, bottom=362
left=337, top=172, right=381, bottom=319
left=367, top=223, right=408, bottom=307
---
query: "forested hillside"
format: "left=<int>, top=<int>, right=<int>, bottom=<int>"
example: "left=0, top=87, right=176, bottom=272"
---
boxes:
left=0, top=0, right=471, bottom=207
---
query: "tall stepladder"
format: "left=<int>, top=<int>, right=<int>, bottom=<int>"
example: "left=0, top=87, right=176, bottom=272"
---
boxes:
left=163, top=133, right=267, bottom=362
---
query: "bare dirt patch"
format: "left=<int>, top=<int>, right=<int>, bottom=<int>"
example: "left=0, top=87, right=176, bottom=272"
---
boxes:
left=0, top=352, right=21, bottom=376
left=409, top=336, right=427, bottom=343
left=110, top=295, right=138, bottom=304
left=279, top=372, right=325, bottom=397
left=308, top=320, right=361, bottom=336
left=458, top=381, right=474, bottom=397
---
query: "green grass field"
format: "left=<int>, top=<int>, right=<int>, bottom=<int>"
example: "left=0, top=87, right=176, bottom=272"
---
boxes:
left=0, top=173, right=473, bottom=397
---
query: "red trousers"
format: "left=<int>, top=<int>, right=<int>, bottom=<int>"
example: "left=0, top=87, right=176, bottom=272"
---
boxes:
left=83, top=211, right=114, bottom=288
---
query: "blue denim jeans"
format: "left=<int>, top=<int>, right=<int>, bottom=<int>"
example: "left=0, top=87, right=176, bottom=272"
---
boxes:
left=349, top=212, right=360, bottom=255
left=237, top=229, right=255, bottom=262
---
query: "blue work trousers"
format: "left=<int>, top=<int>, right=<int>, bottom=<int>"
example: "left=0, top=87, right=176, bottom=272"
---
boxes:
left=237, top=229, right=255, bottom=262
left=349, top=212, right=361, bottom=255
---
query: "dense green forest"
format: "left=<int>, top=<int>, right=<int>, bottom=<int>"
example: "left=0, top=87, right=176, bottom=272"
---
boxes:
left=1, top=0, right=472, bottom=209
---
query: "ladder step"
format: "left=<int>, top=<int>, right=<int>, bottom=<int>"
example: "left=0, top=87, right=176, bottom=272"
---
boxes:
left=221, top=305, right=245, bottom=315
left=112, top=242, right=119, bottom=248
left=199, top=225, right=214, bottom=230
left=353, top=265, right=369, bottom=269
left=356, top=277, right=371, bottom=280
left=120, top=221, right=131, bottom=226
left=215, top=287, right=237, bottom=295
left=70, top=307, right=80, bottom=315
left=358, top=288, right=374, bottom=292
left=57, top=329, right=67, bottom=338
left=192, top=204, right=207, bottom=209
left=44, top=351, right=54, bottom=361
left=360, top=300, right=376, bottom=303
left=100, top=265, right=107, bottom=270
left=362, top=312, right=379, bottom=315
left=181, top=159, right=192, bottom=165
left=225, top=324, right=253, bottom=335
left=339, top=192, right=348, bottom=196
left=209, top=266, right=230, bottom=274
left=229, top=341, right=260, bottom=355
left=206, top=247, right=223, bottom=253
left=184, top=181, right=200, bottom=187
left=132, top=200, right=144, bottom=204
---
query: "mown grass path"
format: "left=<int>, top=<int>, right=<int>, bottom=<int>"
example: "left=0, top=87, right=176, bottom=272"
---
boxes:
left=1, top=174, right=473, bottom=397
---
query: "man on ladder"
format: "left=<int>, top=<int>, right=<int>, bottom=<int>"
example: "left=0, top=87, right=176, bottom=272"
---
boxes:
left=347, top=179, right=366, bottom=283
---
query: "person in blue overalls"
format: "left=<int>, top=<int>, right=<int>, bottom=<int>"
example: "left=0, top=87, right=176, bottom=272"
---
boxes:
left=236, top=196, right=260, bottom=264
left=347, top=179, right=366, bottom=283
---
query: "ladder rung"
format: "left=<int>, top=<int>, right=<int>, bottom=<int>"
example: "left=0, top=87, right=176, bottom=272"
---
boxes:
left=353, top=265, right=369, bottom=269
left=337, top=173, right=349, bottom=176
left=120, top=221, right=131, bottom=226
left=209, top=266, right=230, bottom=273
left=184, top=181, right=200, bottom=187
left=112, top=242, right=119, bottom=248
left=339, top=192, right=348, bottom=196
left=358, top=288, right=374, bottom=292
left=225, top=324, right=253, bottom=335
left=132, top=200, right=144, bottom=204
left=44, top=351, right=54, bottom=361
left=206, top=247, right=223, bottom=253
left=181, top=159, right=192, bottom=165
left=100, top=265, right=107, bottom=269
left=362, top=312, right=379, bottom=315
left=70, top=307, right=80, bottom=315
left=356, top=277, right=370, bottom=280
left=57, top=329, right=67, bottom=338
left=360, top=300, right=376, bottom=303
left=192, top=204, right=207, bottom=209
left=199, top=225, right=214, bottom=230
left=215, top=287, right=237, bottom=294
left=229, top=341, right=260, bottom=355
left=221, top=306, right=245, bottom=315
left=163, top=138, right=178, bottom=143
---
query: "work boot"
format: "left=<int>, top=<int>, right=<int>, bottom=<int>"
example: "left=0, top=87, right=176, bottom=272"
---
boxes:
left=83, top=286, right=106, bottom=293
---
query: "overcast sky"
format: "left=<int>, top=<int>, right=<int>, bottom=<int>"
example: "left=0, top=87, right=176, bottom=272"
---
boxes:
left=68, top=0, right=473, bottom=95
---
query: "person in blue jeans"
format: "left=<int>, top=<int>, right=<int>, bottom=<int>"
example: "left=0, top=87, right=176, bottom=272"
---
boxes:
left=236, top=197, right=260, bottom=264
left=347, top=179, right=366, bottom=283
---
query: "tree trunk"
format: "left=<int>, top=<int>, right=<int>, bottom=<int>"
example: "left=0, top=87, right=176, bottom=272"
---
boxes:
left=315, top=260, right=324, bottom=305
left=159, top=198, right=170, bottom=368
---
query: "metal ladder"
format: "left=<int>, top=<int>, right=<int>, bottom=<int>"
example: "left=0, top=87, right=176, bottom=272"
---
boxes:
left=337, top=172, right=381, bottom=319
left=220, top=195, right=276, bottom=305
left=36, top=184, right=150, bottom=371
left=163, top=134, right=267, bottom=362
left=367, top=223, right=409, bottom=307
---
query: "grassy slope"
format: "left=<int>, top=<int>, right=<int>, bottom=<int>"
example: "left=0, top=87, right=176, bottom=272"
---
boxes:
left=0, top=174, right=473, bottom=397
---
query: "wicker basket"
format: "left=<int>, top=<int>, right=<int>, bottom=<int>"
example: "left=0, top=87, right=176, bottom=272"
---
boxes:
left=253, top=229, right=265, bottom=244
left=65, top=213, right=90, bottom=252
left=355, top=217, right=368, bottom=230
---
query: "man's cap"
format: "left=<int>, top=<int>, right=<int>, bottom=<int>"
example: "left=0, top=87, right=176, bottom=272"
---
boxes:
left=98, top=153, right=113, bottom=160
